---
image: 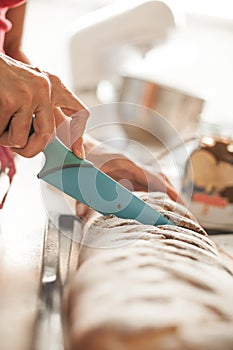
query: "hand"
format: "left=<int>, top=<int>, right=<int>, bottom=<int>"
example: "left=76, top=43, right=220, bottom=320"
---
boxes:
left=75, top=135, right=184, bottom=217
left=0, top=53, right=89, bottom=158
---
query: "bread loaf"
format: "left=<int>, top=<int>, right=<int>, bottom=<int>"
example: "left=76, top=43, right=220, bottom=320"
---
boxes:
left=66, top=192, right=233, bottom=350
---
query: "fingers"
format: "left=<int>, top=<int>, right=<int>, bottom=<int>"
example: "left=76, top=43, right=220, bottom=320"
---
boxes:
left=74, top=148, right=184, bottom=219
left=167, top=187, right=184, bottom=205
left=49, top=74, right=89, bottom=158
left=54, top=108, right=71, bottom=147
left=54, top=108, right=87, bottom=159
left=49, top=73, right=89, bottom=159
left=0, top=58, right=54, bottom=156
left=0, top=108, right=33, bottom=148
left=90, top=149, right=184, bottom=204
left=49, top=74, right=89, bottom=114
left=0, top=108, right=14, bottom=137
left=75, top=201, right=91, bottom=218
left=154, top=173, right=184, bottom=205
left=0, top=55, right=88, bottom=158
left=128, top=166, right=184, bottom=204
left=138, top=170, right=184, bottom=204
left=72, top=136, right=85, bottom=159
left=12, top=107, right=55, bottom=157
left=69, top=108, right=89, bottom=159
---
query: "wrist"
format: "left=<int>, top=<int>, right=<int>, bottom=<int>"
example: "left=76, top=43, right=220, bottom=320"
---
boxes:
left=4, top=46, right=30, bottom=64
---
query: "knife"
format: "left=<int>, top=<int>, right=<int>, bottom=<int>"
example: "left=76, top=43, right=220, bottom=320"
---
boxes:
left=8, top=119, right=174, bottom=226
left=33, top=219, right=64, bottom=350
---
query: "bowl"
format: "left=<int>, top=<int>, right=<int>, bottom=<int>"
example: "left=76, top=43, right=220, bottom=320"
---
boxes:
left=118, top=75, right=205, bottom=146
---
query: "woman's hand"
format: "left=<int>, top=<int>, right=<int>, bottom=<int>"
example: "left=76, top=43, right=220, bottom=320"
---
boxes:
left=0, top=53, right=89, bottom=158
left=75, top=135, right=184, bottom=217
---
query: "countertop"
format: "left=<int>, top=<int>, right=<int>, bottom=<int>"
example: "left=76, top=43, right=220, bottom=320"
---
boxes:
left=0, top=155, right=233, bottom=350
left=0, top=155, right=46, bottom=350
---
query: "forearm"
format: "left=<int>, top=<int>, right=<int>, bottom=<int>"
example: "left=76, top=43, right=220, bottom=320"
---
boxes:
left=4, top=3, right=29, bottom=63
left=5, top=48, right=29, bottom=64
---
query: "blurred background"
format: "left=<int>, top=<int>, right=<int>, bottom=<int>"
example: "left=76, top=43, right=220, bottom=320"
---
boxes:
left=23, top=0, right=233, bottom=126
left=22, top=0, right=233, bottom=179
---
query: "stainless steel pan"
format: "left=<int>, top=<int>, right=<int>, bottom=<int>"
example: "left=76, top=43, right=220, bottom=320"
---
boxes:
left=118, top=75, right=204, bottom=144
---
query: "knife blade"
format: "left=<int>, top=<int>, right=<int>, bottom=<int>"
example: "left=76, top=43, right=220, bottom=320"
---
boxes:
left=38, top=136, right=174, bottom=226
left=5, top=117, right=174, bottom=226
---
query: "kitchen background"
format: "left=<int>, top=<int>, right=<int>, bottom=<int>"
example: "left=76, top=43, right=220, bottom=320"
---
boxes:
left=24, top=0, right=233, bottom=128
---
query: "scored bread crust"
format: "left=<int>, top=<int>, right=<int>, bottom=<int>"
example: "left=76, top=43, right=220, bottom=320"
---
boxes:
left=66, top=192, right=233, bottom=350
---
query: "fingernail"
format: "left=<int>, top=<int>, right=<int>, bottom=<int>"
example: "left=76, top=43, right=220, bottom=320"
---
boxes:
left=76, top=203, right=87, bottom=217
left=80, top=145, right=85, bottom=158
left=75, top=145, right=85, bottom=159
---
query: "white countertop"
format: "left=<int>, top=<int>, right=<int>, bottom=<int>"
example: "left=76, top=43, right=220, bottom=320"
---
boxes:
left=0, top=154, right=233, bottom=350
left=0, top=155, right=46, bottom=350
